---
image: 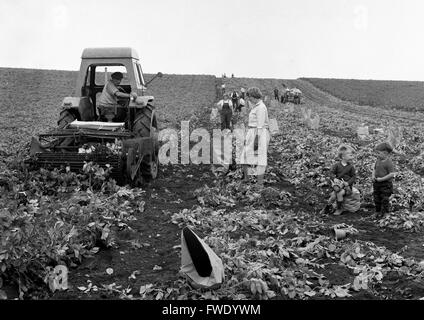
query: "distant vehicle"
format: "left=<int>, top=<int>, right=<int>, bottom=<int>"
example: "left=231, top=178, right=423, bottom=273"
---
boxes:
left=282, top=88, right=302, bottom=104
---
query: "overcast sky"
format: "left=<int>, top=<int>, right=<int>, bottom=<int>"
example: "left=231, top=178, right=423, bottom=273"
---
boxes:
left=1, top=0, right=424, bottom=80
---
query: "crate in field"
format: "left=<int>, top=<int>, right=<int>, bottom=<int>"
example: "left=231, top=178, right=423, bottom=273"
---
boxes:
left=357, top=124, right=370, bottom=140
left=373, top=128, right=384, bottom=134
left=301, top=107, right=320, bottom=129
left=269, top=118, right=279, bottom=135
left=309, top=114, right=320, bottom=130
left=387, top=126, right=403, bottom=149
left=270, top=100, right=279, bottom=109
left=210, top=107, right=218, bottom=122
left=301, top=107, right=312, bottom=124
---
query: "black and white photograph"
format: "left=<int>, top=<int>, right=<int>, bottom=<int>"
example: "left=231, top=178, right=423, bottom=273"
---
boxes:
left=0, top=0, right=423, bottom=315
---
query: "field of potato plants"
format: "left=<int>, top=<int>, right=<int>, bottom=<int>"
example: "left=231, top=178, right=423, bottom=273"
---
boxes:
left=1, top=67, right=424, bottom=300
left=303, top=77, right=424, bottom=112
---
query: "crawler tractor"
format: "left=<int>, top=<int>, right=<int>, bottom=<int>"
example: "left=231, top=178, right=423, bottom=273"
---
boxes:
left=28, top=47, right=163, bottom=185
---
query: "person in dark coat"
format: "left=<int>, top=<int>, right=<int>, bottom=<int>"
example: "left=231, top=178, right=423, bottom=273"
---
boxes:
left=273, top=88, right=279, bottom=101
left=231, top=91, right=239, bottom=112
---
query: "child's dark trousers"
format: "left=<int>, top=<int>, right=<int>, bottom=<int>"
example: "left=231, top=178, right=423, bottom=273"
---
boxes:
left=373, top=181, right=393, bottom=214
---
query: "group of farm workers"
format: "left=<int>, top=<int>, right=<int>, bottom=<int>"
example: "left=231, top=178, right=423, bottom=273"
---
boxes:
left=213, top=85, right=396, bottom=218
left=216, top=89, right=246, bottom=130
left=213, top=86, right=270, bottom=186
left=99, top=72, right=396, bottom=218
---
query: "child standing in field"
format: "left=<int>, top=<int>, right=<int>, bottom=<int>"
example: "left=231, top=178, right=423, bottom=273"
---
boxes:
left=320, top=145, right=356, bottom=215
left=216, top=93, right=233, bottom=131
left=372, top=142, right=396, bottom=218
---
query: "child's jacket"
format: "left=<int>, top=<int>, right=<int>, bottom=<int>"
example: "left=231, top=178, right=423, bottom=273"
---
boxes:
left=374, top=159, right=395, bottom=182
left=330, top=162, right=356, bottom=186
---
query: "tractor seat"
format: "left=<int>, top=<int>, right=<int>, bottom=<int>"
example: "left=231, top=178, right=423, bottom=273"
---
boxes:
left=97, top=104, right=119, bottom=122
left=79, top=96, right=95, bottom=121
left=79, top=87, right=95, bottom=121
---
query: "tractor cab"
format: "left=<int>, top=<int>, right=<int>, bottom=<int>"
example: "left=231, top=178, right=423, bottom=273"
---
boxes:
left=28, top=47, right=163, bottom=185
left=59, top=47, right=162, bottom=131
left=76, top=47, right=146, bottom=120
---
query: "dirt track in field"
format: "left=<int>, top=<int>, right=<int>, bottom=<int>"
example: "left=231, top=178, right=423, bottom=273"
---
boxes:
left=50, top=164, right=215, bottom=300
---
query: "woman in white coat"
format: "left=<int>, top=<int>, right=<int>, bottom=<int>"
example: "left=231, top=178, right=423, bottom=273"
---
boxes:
left=239, top=87, right=270, bottom=185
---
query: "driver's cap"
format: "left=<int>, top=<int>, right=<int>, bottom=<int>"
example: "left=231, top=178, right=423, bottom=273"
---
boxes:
left=111, top=72, right=124, bottom=80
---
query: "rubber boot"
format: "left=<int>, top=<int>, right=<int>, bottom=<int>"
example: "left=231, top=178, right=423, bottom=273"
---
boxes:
left=242, top=165, right=249, bottom=182
left=333, top=201, right=343, bottom=216
left=257, top=174, right=264, bottom=186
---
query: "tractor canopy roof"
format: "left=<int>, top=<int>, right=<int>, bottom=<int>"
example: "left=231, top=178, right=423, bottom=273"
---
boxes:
left=81, top=47, right=139, bottom=60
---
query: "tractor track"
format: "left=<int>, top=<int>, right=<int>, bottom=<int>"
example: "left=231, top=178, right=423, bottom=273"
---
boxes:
left=287, top=80, right=424, bottom=125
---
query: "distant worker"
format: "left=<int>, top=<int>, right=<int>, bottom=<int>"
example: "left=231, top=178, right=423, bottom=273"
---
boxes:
left=216, top=93, right=233, bottom=130
left=240, top=87, right=246, bottom=99
left=232, top=95, right=246, bottom=131
left=281, top=83, right=287, bottom=102
left=221, top=83, right=226, bottom=96
left=236, top=95, right=245, bottom=113
left=281, top=88, right=290, bottom=103
left=274, top=87, right=279, bottom=101
left=231, top=73, right=234, bottom=78
left=98, top=72, right=137, bottom=121
left=231, top=91, right=239, bottom=112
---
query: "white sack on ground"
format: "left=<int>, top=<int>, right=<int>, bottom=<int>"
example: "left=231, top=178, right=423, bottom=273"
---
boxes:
left=180, top=227, right=224, bottom=289
left=210, top=108, right=218, bottom=122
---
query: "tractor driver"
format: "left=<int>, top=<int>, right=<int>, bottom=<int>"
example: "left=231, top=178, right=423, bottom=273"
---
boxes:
left=98, top=72, right=137, bottom=121
left=98, top=72, right=137, bottom=105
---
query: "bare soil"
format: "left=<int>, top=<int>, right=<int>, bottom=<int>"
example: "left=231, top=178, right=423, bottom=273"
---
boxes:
left=1, top=68, right=423, bottom=300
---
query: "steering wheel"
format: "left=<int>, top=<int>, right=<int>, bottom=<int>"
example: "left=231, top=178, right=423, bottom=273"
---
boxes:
left=116, top=86, right=131, bottom=107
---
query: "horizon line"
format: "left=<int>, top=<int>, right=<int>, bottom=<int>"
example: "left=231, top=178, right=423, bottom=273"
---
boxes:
left=0, top=65, right=423, bottom=83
